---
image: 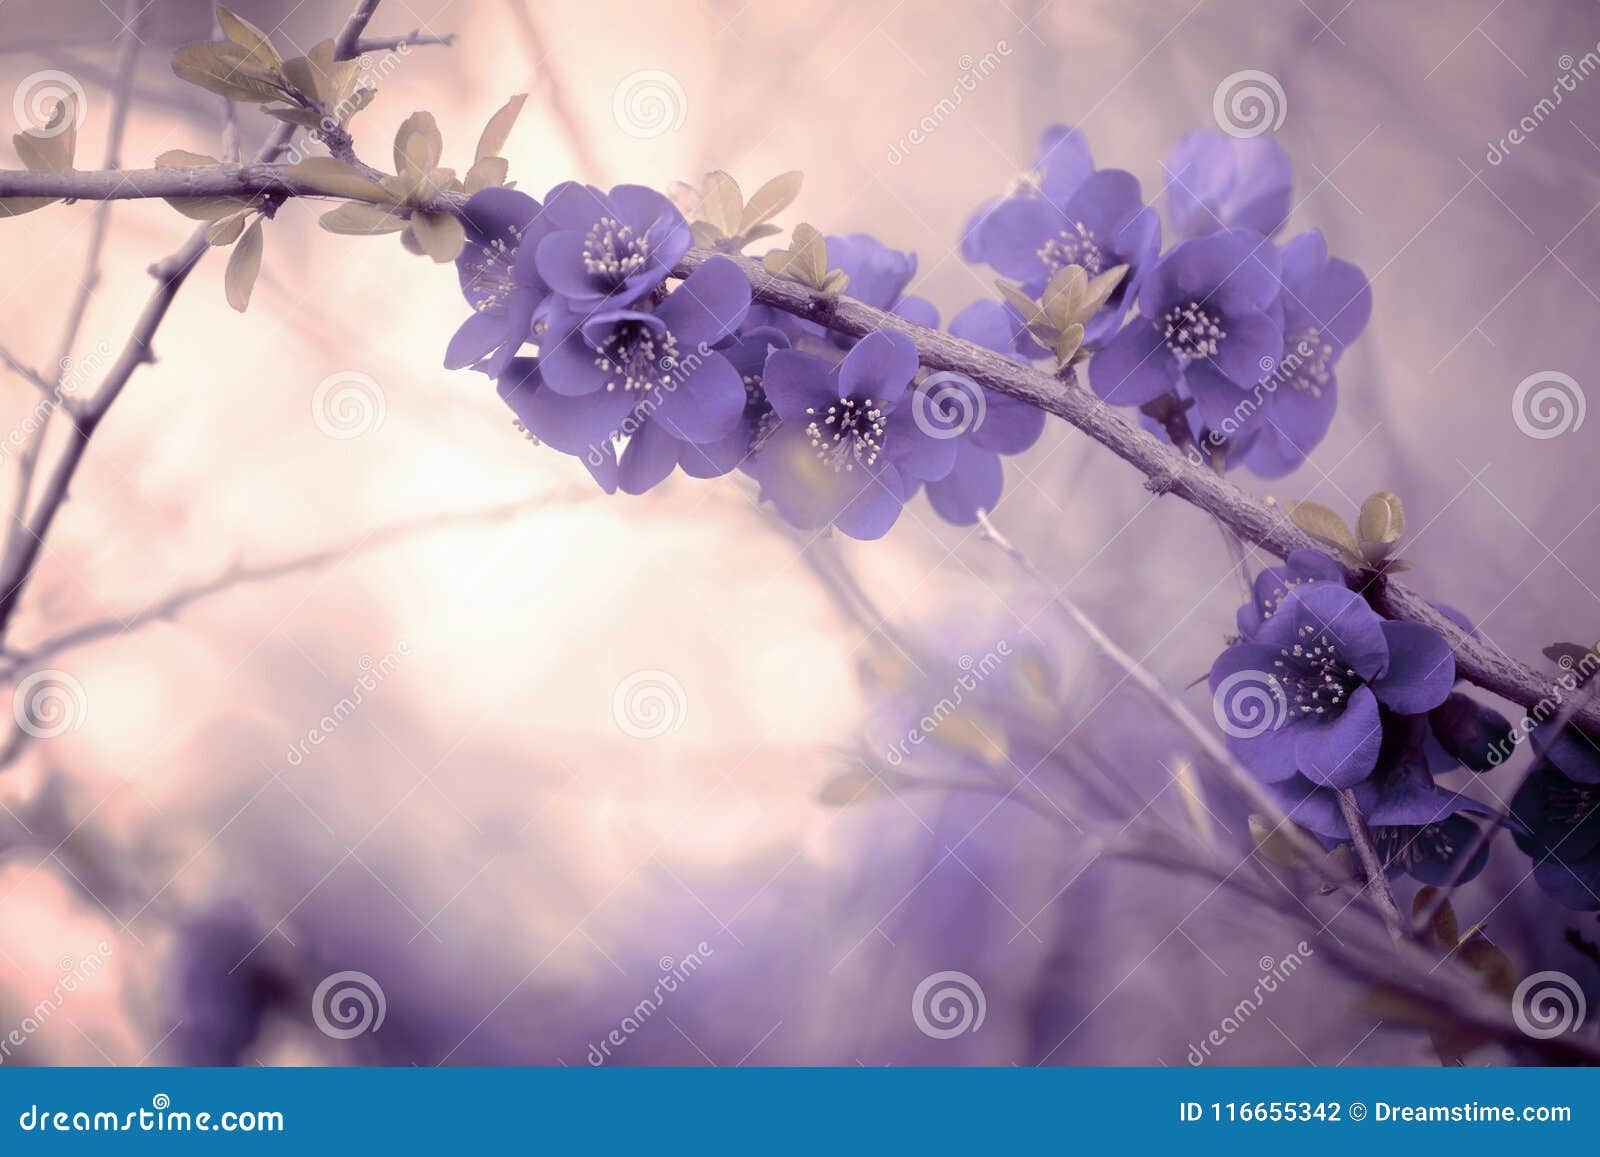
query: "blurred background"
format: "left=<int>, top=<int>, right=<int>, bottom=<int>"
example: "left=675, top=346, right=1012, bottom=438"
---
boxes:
left=0, top=0, right=1596, bottom=1066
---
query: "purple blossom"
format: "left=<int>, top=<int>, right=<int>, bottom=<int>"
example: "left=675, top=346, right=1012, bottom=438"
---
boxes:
left=500, top=257, right=752, bottom=494
left=1164, top=129, right=1293, bottom=240
left=1274, top=762, right=1494, bottom=884
left=1090, top=228, right=1283, bottom=407
left=973, top=168, right=1160, bottom=342
left=1208, top=229, right=1373, bottom=477
left=753, top=331, right=955, bottom=540
left=921, top=301, right=1046, bottom=525
left=533, top=182, right=691, bottom=308
left=678, top=326, right=791, bottom=481
left=1235, top=548, right=1347, bottom=638
left=444, top=188, right=552, bottom=376
left=1210, top=582, right=1455, bottom=787
left=960, top=124, right=1094, bottom=262
left=1512, top=725, right=1600, bottom=909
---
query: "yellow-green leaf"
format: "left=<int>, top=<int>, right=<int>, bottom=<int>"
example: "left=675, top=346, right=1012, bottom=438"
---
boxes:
left=318, top=201, right=407, bottom=235
left=738, top=170, right=802, bottom=235
left=1358, top=490, right=1405, bottom=546
left=700, top=170, right=743, bottom=236
left=164, top=195, right=255, bottom=221
left=205, top=211, right=250, bottom=246
left=12, top=100, right=77, bottom=172
left=225, top=217, right=263, bottom=312
left=155, top=148, right=220, bottom=168
left=1412, top=886, right=1459, bottom=948
left=394, top=111, right=443, bottom=186
left=217, top=7, right=284, bottom=75
left=1458, top=936, right=1516, bottom=1000
left=408, top=210, right=465, bottom=262
left=1286, top=500, right=1360, bottom=559
left=463, top=156, right=509, bottom=194
left=171, top=41, right=284, bottom=103
left=284, top=157, right=390, bottom=202
left=475, top=94, right=528, bottom=162
left=0, top=196, right=58, bottom=218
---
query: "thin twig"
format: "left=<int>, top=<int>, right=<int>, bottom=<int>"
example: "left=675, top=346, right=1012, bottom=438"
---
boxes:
left=1335, top=786, right=1405, bottom=939
left=1, top=0, right=144, bottom=619
left=0, top=491, right=590, bottom=674
left=972, top=509, right=1339, bottom=876
left=0, top=1, right=409, bottom=647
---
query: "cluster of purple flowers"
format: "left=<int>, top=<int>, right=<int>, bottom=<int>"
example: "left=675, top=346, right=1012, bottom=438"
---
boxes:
left=962, top=126, right=1372, bottom=478
left=445, top=182, right=1051, bottom=538
left=1207, top=550, right=1527, bottom=886
left=444, top=125, right=1375, bottom=537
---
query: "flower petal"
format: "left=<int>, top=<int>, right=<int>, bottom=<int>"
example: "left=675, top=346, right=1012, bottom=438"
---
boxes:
left=1371, top=621, right=1456, bottom=714
left=1295, top=683, right=1382, bottom=787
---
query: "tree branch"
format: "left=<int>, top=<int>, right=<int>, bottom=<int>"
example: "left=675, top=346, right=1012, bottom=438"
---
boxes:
left=0, top=163, right=1585, bottom=733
